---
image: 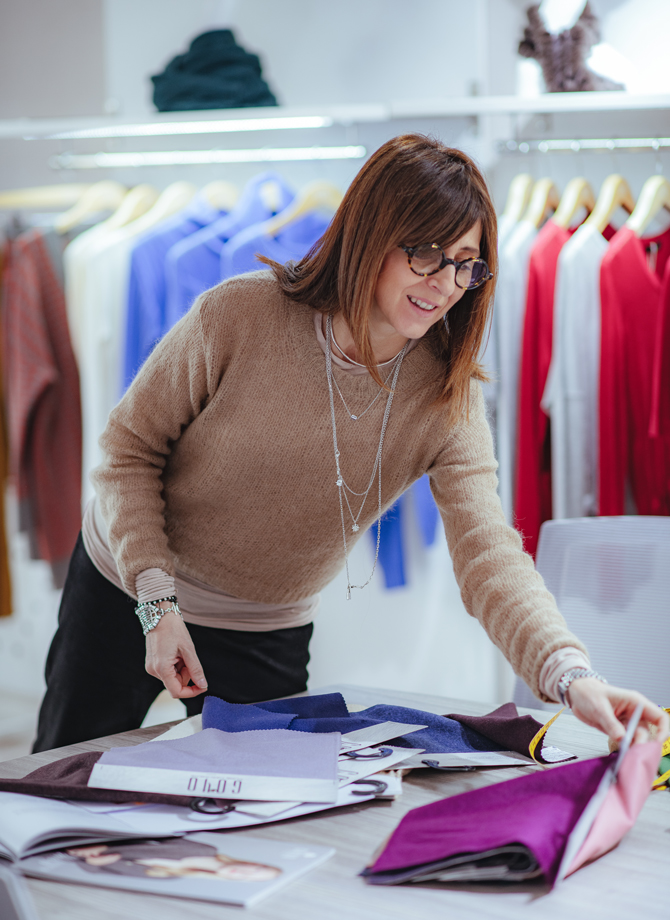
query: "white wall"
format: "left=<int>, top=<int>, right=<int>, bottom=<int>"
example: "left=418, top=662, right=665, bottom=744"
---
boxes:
left=102, top=0, right=483, bottom=117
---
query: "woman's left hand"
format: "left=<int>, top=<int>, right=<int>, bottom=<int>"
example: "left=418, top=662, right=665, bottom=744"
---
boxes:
left=567, top=678, right=670, bottom=745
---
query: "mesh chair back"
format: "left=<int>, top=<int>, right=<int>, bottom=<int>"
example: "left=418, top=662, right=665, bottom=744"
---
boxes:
left=513, top=517, right=670, bottom=709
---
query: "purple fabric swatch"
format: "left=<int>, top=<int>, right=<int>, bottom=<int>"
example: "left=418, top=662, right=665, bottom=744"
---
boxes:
left=365, top=753, right=614, bottom=887
left=444, top=702, right=556, bottom=764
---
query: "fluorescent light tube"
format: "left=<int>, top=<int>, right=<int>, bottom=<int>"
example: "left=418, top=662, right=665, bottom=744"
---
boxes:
left=50, top=146, right=367, bottom=169
left=44, top=116, right=333, bottom=140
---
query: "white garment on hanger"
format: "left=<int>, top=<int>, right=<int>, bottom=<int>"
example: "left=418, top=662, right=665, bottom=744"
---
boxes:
left=78, top=221, right=167, bottom=505
left=480, top=212, right=523, bottom=446
left=541, top=223, right=609, bottom=519
left=493, top=219, right=538, bottom=523
left=63, top=223, right=116, bottom=365
left=497, top=211, right=520, bottom=252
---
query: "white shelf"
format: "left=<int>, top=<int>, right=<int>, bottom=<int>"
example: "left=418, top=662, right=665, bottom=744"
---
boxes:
left=1, top=93, right=668, bottom=141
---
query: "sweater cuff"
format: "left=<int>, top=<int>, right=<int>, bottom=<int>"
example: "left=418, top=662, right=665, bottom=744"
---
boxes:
left=136, top=568, right=177, bottom=604
left=539, top=646, right=592, bottom=703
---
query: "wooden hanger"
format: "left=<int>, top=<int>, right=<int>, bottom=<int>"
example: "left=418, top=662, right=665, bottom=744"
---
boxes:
left=104, top=185, right=160, bottom=230
left=0, top=184, right=92, bottom=211
left=55, top=180, right=127, bottom=233
left=523, top=178, right=560, bottom=228
left=583, top=174, right=635, bottom=234
left=264, top=180, right=342, bottom=237
left=502, top=174, right=534, bottom=224
left=124, top=181, right=197, bottom=235
left=626, top=175, right=670, bottom=237
left=552, top=177, right=596, bottom=229
left=201, top=180, right=239, bottom=212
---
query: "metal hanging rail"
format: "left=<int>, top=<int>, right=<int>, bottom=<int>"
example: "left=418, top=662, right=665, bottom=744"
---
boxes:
left=498, top=137, right=670, bottom=154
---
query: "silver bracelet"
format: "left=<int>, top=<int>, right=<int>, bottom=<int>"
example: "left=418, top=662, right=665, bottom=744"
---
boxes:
left=557, top=667, right=607, bottom=707
left=135, top=595, right=183, bottom=636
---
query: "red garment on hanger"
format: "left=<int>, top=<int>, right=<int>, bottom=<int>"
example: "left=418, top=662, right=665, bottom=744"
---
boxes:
left=514, top=219, right=571, bottom=557
left=599, top=226, right=670, bottom=516
left=650, top=237, right=670, bottom=443
left=1, top=229, right=82, bottom=586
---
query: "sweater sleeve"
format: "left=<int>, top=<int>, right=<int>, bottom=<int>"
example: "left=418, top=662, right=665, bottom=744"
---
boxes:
left=429, top=380, right=588, bottom=701
left=91, top=290, right=223, bottom=596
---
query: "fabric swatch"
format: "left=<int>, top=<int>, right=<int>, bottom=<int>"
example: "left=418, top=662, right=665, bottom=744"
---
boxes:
left=364, top=741, right=660, bottom=888
left=96, top=729, right=340, bottom=782
left=202, top=694, right=555, bottom=759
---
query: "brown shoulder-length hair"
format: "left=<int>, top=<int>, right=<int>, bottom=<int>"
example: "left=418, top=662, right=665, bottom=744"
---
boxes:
left=261, top=134, right=497, bottom=424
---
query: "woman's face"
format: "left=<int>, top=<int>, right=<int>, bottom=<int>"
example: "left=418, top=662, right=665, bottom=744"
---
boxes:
left=372, top=220, right=482, bottom=341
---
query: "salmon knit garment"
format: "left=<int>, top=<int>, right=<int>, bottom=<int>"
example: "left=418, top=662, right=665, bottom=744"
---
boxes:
left=92, top=271, right=587, bottom=700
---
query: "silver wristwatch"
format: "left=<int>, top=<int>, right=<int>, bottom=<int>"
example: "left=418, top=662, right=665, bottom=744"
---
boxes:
left=135, top=595, right=183, bottom=636
left=557, top=667, right=607, bottom=707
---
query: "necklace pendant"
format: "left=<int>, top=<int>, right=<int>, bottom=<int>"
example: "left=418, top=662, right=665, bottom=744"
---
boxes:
left=352, top=524, right=360, bottom=532
left=351, top=414, right=357, bottom=420
left=336, top=477, right=343, bottom=487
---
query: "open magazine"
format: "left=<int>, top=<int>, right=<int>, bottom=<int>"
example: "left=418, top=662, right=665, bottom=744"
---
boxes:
left=0, top=784, right=376, bottom=862
left=18, top=833, right=334, bottom=908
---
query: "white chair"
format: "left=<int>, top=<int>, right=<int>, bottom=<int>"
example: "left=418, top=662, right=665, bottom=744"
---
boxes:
left=513, top=516, right=670, bottom=710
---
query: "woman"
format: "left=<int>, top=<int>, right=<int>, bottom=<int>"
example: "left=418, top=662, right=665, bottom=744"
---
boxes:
left=34, top=135, right=668, bottom=752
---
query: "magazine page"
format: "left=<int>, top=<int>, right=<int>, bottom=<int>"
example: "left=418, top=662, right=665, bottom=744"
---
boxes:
left=19, top=833, right=335, bottom=907
left=0, top=793, right=165, bottom=861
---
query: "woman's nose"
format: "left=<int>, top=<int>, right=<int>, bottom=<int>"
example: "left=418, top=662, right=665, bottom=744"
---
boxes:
left=426, top=265, right=456, bottom=299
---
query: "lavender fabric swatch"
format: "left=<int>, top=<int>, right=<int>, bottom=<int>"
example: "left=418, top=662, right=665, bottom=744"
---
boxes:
left=97, top=729, right=340, bottom=781
left=365, top=753, right=614, bottom=888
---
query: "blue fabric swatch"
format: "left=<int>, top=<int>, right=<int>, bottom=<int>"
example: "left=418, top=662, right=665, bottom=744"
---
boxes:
left=201, top=693, right=502, bottom=754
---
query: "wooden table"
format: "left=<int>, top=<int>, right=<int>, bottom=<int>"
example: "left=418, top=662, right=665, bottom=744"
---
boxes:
left=0, top=685, right=668, bottom=919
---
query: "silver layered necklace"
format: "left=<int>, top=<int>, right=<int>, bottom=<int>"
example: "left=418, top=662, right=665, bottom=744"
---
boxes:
left=325, top=314, right=408, bottom=599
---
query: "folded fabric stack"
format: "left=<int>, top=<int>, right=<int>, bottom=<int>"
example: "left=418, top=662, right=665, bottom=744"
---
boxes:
left=362, top=733, right=661, bottom=888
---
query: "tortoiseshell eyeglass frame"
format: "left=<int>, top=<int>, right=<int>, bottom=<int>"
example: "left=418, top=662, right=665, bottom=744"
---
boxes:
left=400, top=244, right=493, bottom=289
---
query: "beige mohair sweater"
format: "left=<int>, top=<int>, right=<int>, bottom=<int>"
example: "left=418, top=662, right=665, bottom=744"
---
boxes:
left=93, top=271, right=586, bottom=699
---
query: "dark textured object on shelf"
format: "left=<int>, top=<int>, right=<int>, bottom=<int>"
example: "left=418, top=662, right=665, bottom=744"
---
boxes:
left=519, top=3, right=624, bottom=93
left=151, top=29, right=278, bottom=112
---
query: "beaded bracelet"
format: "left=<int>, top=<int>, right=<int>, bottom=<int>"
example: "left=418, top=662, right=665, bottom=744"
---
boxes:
left=135, top=595, right=183, bottom=636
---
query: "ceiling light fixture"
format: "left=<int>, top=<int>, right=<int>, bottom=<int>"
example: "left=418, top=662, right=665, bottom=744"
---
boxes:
left=50, top=145, right=367, bottom=170
left=40, top=115, right=333, bottom=140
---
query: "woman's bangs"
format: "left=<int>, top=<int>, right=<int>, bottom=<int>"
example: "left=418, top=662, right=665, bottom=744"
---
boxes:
left=402, top=183, right=488, bottom=254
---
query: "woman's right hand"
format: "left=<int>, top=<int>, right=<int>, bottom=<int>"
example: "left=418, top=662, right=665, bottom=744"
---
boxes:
left=145, top=604, right=208, bottom=699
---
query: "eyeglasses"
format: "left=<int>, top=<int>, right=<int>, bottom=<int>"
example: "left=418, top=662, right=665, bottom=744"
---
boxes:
left=401, top=244, right=493, bottom=290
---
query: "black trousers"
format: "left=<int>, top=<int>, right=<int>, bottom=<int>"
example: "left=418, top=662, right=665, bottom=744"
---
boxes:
left=33, top=534, right=313, bottom=752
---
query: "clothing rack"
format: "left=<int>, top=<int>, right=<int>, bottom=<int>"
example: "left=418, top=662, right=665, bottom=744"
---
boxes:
left=498, top=137, right=670, bottom=155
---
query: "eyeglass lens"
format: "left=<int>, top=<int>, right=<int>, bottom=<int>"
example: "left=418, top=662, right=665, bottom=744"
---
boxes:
left=409, top=244, right=488, bottom=289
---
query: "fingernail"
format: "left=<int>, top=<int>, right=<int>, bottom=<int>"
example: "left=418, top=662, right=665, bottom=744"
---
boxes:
left=196, top=679, right=208, bottom=689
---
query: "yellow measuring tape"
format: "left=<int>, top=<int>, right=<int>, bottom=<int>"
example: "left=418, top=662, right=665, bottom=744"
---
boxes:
left=528, top=707, right=566, bottom=764
left=652, top=707, right=670, bottom=790
left=652, top=768, right=670, bottom=791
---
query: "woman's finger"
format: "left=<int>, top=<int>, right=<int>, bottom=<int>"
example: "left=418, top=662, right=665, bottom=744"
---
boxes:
left=179, top=643, right=208, bottom=692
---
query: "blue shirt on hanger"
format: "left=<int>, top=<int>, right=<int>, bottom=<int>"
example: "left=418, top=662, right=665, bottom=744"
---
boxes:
left=164, top=172, right=294, bottom=328
left=123, top=195, right=225, bottom=392
left=373, top=476, right=439, bottom=589
left=219, top=210, right=331, bottom=280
